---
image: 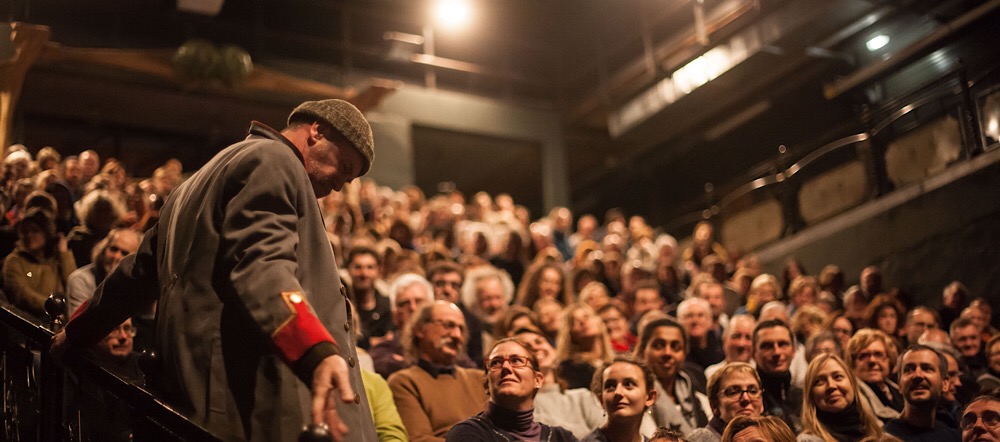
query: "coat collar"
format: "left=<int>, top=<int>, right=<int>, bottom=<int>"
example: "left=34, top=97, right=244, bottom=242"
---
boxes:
left=247, top=121, right=305, bottom=165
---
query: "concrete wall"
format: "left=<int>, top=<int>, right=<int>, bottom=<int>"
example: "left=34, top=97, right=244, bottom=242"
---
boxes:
left=365, top=85, right=569, bottom=210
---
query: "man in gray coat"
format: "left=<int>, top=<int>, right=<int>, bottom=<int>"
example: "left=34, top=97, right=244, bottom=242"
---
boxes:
left=51, top=99, right=378, bottom=441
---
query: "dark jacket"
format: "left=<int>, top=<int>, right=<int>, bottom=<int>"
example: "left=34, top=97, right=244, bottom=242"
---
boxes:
left=66, top=122, right=376, bottom=441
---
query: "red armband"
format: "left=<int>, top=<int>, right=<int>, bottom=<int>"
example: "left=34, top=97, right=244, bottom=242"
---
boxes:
left=271, top=291, right=338, bottom=364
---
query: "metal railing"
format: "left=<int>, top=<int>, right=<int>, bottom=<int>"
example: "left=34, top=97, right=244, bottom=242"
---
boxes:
left=0, top=303, right=220, bottom=442
left=660, top=62, right=999, bottom=239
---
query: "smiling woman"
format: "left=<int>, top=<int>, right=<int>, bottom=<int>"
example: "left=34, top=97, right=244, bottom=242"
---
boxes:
left=799, top=354, right=882, bottom=442
left=446, top=338, right=577, bottom=442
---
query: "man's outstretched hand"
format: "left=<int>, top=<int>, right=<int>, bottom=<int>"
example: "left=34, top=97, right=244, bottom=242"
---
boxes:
left=311, top=355, right=356, bottom=442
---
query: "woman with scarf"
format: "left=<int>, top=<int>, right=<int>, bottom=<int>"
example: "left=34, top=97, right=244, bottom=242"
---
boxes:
left=446, top=337, right=576, bottom=442
left=582, top=356, right=657, bottom=442
left=798, top=353, right=882, bottom=442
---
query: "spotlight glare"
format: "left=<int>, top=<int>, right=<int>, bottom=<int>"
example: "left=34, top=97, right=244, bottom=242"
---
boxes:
left=434, top=0, right=472, bottom=30
left=866, top=34, right=889, bottom=51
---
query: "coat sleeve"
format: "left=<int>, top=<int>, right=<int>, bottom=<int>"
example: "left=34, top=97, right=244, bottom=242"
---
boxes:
left=66, top=224, right=160, bottom=346
left=217, top=145, right=337, bottom=383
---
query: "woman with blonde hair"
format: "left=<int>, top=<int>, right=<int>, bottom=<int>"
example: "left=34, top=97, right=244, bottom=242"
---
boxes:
left=799, top=353, right=881, bottom=442
left=554, top=302, right=615, bottom=389
left=722, top=415, right=796, bottom=442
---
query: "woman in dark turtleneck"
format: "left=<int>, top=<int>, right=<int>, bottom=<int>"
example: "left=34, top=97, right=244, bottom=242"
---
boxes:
left=799, top=354, right=882, bottom=442
left=446, top=338, right=576, bottom=442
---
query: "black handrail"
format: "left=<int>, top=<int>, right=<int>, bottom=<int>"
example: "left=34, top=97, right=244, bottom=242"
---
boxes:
left=0, top=304, right=221, bottom=441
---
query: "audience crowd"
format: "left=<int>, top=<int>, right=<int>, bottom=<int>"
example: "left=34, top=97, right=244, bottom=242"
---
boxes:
left=2, top=141, right=999, bottom=442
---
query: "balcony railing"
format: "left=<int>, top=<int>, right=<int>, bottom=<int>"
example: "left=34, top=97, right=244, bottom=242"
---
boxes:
left=0, top=302, right=221, bottom=442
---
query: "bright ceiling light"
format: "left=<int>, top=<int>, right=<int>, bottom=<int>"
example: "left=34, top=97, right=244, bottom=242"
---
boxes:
left=434, top=0, right=472, bottom=30
left=866, top=34, right=889, bottom=51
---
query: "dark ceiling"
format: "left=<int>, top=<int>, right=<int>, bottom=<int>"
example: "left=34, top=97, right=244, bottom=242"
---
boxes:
left=8, top=0, right=1000, bottom=230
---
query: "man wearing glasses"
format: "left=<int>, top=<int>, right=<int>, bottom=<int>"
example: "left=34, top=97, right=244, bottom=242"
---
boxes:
left=427, top=260, right=483, bottom=364
left=961, top=389, right=1000, bottom=442
left=388, top=301, right=487, bottom=441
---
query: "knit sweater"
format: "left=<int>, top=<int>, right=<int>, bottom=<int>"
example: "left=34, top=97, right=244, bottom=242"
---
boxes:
left=388, top=363, right=488, bottom=442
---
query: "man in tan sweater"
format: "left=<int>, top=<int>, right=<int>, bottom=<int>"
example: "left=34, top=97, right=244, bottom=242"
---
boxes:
left=388, top=301, right=488, bottom=441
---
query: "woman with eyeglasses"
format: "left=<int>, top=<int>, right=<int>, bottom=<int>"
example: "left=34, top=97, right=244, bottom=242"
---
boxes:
left=581, top=356, right=657, bottom=442
left=446, top=337, right=576, bottom=441
left=688, top=363, right=764, bottom=442
left=799, top=353, right=882, bottom=442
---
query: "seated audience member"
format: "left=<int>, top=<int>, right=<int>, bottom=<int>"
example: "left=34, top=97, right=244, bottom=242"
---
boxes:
left=863, top=295, right=905, bottom=347
left=979, top=335, right=1000, bottom=390
left=578, top=281, right=611, bottom=313
left=3, top=207, right=76, bottom=318
left=427, top=261, right=484, bottom=364
left=968, top=298, right=1000, bottom=340
left=445, top=338, right=576, bottom=442
left=494, top=306, right=539, bottom=339
left=919, top=328, right=979, bottom=406
left=583, top=356, right=658, bottom=442
left=804, top=331, right=843, bottom=362
left=555, top=303, right=615, bottom=389
left=721, top=415, right=796, bottom=442
left=66, top=190, right=123, bottom=267
left=938, top=281, right=968, bottom=331
left=787, top=276, right=820, bottom=316
left=516, top=261, right=572, bottom=309
left=599, top=303, right=637, bottom=354
left=371, top=273, right=436, bottom=378
left=534, top=297, right=564, bottom=340
left=752, top=319, right=803, bottom=432
left=650, top=427, right=687, bottom=442
left=65, top=228, right=140, bottom=316
left=630, top=280, right=666, bottom=333
left=679, top=297, right=725, bottom=369
left=705, top=315, right=756, bottom=380
left=738, top=274, right=782, bottom=318
left=688, top=362, right=764, bottom=442
left=346, top=245, right=392, bottom=349
left=960, top=388, right=1000, bottom=442
left=823, top=311, right=854, bottom=352
left=361, top=369, right=408, bottom=442
left=846, top=329, right=903, bottom=423
left=883, top=345, right=961, bottom=442
left=760, top=301, right=807, bottom=385
left=791, top=305, right=827, bottom=346
left=689, top=274, right=727, bottom=333
left=799, top=354, right=882, bottom=441
left=461, top=265, right=515, bottom=350
left=903, top=307, right=941, bottom=348
left=388, top=301, right=488, bottom=441
left=920, top=341, right=967, bottom=428
left=636, top=317, right=712, bottom=435
left=66, top=317, right=144, bottom=441
left=842, top=285, right=871, bottom=329
left=951, top=317, right=987, bottom=378
left=514, top=327, right=604, bottom=438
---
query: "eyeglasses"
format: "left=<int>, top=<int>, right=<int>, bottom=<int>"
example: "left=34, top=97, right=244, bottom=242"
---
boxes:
left=961, top=410, right=1000, bottom=430
left=113, top=324, right=137, bottom=338
left=721, top=386, right=762, bottom=399
left=429, top=319, right=466, bottom=334
left=487, top=355, right=533, bottom=371
left=433, top=280, right=463, bottom=289
left=855, top=351, right=887, bottom=361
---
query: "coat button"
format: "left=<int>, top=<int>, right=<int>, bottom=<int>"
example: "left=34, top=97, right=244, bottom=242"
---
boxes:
left=344, top=321, right=350, bottom=331
left=348, top=356, right=355, bottom=367
left=353, top=393, right=361, bottom=404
